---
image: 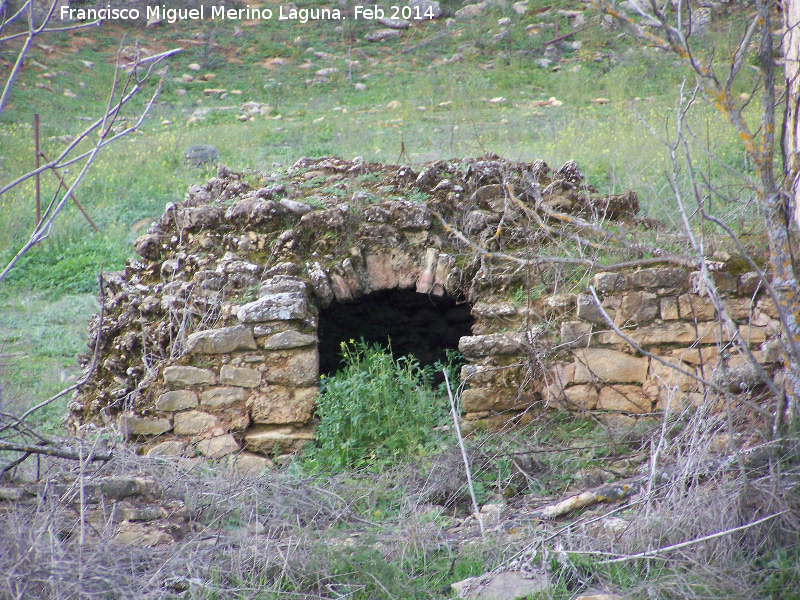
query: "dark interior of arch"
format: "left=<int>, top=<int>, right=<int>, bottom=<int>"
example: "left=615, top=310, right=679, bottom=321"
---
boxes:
left=317, top=289, right=475, bottom=376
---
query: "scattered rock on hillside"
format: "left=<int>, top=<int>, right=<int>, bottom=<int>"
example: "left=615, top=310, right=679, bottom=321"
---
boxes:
left=379, top=17, right=411, bottom=29
left=365, top=29, right=401, bottom=41
left=409, top=0, right=442, bottom=20
left=455, top=3, right=487, bottom=18
left=451, top=571, right=549, bottom=599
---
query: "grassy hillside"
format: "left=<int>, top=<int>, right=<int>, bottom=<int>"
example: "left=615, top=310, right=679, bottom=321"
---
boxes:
left=0, top=0, right=762, bottom=296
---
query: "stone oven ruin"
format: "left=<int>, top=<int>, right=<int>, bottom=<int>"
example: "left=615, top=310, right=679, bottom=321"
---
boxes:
left=67, top=155, right=784, bottom=464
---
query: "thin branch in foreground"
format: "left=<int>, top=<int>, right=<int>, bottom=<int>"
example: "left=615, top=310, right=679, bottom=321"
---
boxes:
left=597, top=511, right=787, bottom=564
left=444, top=369, right=484, bottom=537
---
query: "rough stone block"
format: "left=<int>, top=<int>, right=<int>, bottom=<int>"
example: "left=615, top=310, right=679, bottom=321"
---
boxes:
left=460, top=387, right=532, bottom=412
left=737, top=271, right=761, bottom=296
left=164, top=366, right=215, bottom=387
left=260, top=330, right=316, bottom=350
left=220, top=365, right=261, bottom=388
left=592, top=272, right=629, bottom=294
left=173, top=410, right=219, bottom=435
left=597, top=385, right=651, bottom=413
left=259, top=276, right=307, bottom=296
left=756, top=297, right=780, bottom=319
left=690, top=270, right=737, bottom=295
left=573, top=349, right=648, bottom=384
left=471, top=301, right=517, bottom=319
left=460, top=364, right=526, bottom=387
left=649, top=358, right=699, bottom=392
left=121, top=414, right=172, bottom=437
left=631, top=268, right=688, bottom=293
left=459, top=334, right=522, bottom=358
left=263, top=348, right=319, bottom=386
left=306, top=261, right=334, bottom=308
left=623, top=322, right=697, bottom=346
left=677, top=293, right=716, bottom=321
left=146, top=441, right=186, bottom=456
left=230, top=451, right=274, bottom=475
left=561, top=321, right=592, bottom=348
left=250, top=386, right=317, bottom=424
left=186, top=325, right=256, bottom=354
left=415, top=248, right=439, bottom=294
left=576, top=293, right=609, bottom=323
left=244, top=426, right=315, bottom=455
left=237, top=292, right=308, bottom=323
left=561, top=384, right=598, bottom=410
left=329, top=272, right=353, bottom=302
left=696, top=323, right=767, bottom=345
left=196, top=434, right=240, bottom=458
left=672, top=346, right=718, bottom=366
left=155, top=390, right=198, bottom=412
left=200, top=386, right=246, bottom=408
left=618, top=291, right=658, bottom=324
left=659, top=296, right=679, bottom=320
left=725, top=297, right=754, bottom=321
left=432, top=253, right=458, bottom=297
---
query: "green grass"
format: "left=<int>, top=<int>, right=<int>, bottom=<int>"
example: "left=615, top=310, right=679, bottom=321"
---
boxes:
left=0, top=292, right=98, bottom=431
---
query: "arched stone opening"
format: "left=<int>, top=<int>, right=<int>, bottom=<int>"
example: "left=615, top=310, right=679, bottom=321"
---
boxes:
left=317, top=289, right=475, bottom=376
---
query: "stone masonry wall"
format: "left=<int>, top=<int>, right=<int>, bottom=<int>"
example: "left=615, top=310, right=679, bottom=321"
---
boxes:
left=459, top=266, right=782, bottom=430
left=69, top=155, right=783, bottom=461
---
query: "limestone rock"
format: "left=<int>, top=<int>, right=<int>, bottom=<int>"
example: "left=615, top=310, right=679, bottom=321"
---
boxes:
left=659, top=296, right=679, bottom=320
left=618, top=291, right=658, bottom=324
left=562, top=384, right=598, bottom=410
left=263, top=348, right=319, bottom=386
left=259, top=276, right=308, bottom=296
left=677, top=293, right=716, bottom=321
left=573, top=349, right=648, bottom=384
left=451, top=570, right=548, bottom=599
left=630, top=267, right=688, bottom=293
left=134, top=233, right=162, bottom=259
left=576, top=293, right=609, bottom=323
left=200, top=386, right=246, bottom=408
left=146, top=441, right=186, bottom=456
left=230, top=451, right=274, bottom=475
left=186, top=325, right=256, bottom=354
left=455, top=3, right=487, bottom=19
left=173, top=410, right=219, bottom=435
left=408, top=0, right=442, bottom=20
left=155, top=390, right=198, bottom=412
left=163, top=366, right=216, bottom=387
left=365, top=28, right=401, bottom=42
left=121, top=414, right=172, bottom=437
left=379, top=17, right=411, bottom=28
left=561, top=321, right=592, bottom=348
left=220, top=365, right=261, bottom=388
left=592, top=272, right=629, bottom=294
left=416, top=248, right=439, bottom=293
left=459, top=334, right=522, bottom=358
left=307, top=261, right=334, bottom=307
left=460, top=387, right=531, bottom=412
left=237, top=292, right=308, bottom=323
left=260, top=330, right=316, bottom=350
left=244, top=426, right=315, bottom=454
left=250, top=386, right=317, bottom=424
left=598, top=385, right=651, bottom=413
left=196, top=434, right=240, bottom=458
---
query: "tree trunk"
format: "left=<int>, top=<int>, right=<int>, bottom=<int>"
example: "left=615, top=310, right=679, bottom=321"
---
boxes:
left=785, top=0, right=800, bottom=232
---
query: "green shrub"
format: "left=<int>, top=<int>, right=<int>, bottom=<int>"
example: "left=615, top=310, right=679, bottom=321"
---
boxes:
left=306, top=340, right=454, bottom=472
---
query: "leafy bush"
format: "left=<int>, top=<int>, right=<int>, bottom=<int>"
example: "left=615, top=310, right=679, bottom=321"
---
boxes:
left=306, top=340, right=456, bottom=472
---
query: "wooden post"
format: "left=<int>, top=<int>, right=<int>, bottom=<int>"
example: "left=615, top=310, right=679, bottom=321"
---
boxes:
left=34, top=114, right=40, bottom=225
